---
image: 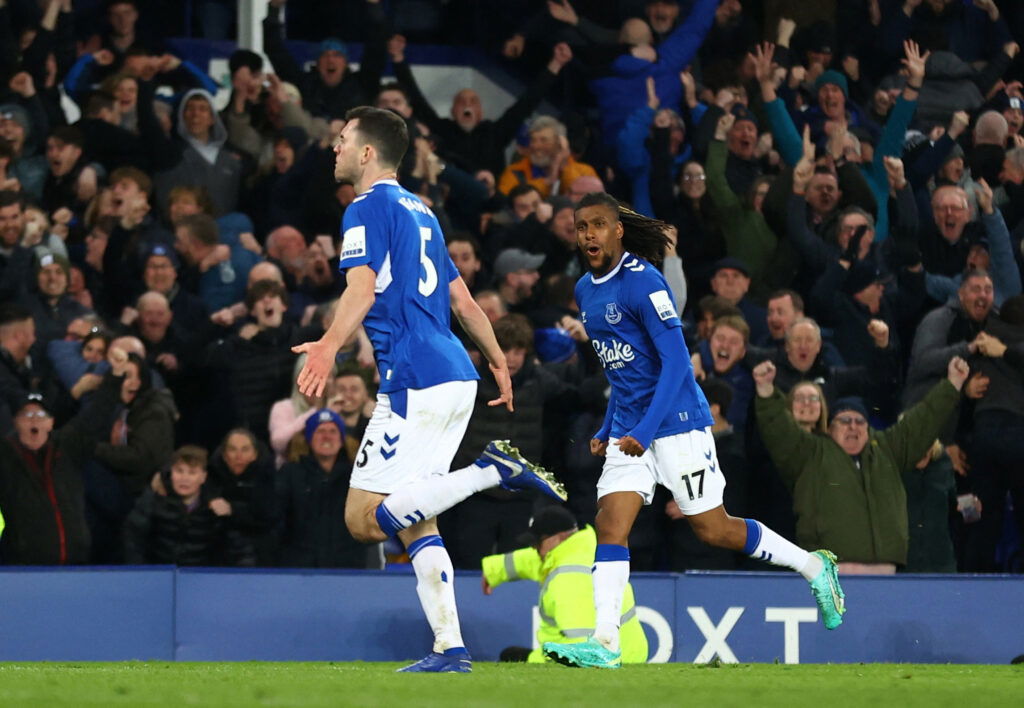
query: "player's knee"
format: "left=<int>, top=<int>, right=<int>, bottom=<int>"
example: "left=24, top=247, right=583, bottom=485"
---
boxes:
left=345, top=505, right=388, bottom=544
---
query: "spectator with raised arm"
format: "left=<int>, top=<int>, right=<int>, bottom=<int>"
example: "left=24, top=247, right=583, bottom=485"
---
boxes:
left=754, top=355, right=969, bottom=573
left=588, top=0, right=717, bottom=149
left=390, top=36, right=573, bottom=177
left=923, top=178, right=1021, bottom=306
left=262, top=0, right=387, bottom=120
left=705, top=111, right=779, bottom=301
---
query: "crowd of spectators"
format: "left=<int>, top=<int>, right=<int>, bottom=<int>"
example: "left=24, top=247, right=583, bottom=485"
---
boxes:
left=1, top=0, right=1023, bottom=575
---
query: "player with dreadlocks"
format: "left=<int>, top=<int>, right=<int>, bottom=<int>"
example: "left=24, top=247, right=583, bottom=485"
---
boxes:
left=543, top=192, right=846, bottom=669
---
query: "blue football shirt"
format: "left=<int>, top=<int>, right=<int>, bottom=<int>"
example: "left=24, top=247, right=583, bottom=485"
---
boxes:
left=576, top=252, right=713, bottom=440
left=338, top=179, right=478, bottom=393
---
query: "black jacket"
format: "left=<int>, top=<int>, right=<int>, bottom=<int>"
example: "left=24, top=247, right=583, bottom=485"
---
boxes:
left=0, top=397, right=109, bottom=564
left=206, top=439, right=279, bottom=565
left=123, top=485, right=256, bottom=566
left=262, top=7, right=386, bottom=120
left=275, top=454, right=364, bottom=569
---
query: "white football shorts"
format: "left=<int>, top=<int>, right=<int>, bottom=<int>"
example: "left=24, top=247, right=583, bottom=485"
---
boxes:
left=349, top=379, right=477, bottom=495
left=596, top=426, right=726, bottom=516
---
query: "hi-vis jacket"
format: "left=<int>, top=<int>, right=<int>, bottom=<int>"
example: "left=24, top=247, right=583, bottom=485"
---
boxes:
left=482, top=525, right=648, bottom=663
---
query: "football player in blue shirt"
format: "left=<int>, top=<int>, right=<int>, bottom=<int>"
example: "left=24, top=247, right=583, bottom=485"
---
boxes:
left=543, top=193, right=845, bottom=670
left=293, top=107, right=566, bottom=673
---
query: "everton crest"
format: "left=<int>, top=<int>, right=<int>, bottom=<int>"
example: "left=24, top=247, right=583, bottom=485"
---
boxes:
left=605, top=302, right=622, bottom=324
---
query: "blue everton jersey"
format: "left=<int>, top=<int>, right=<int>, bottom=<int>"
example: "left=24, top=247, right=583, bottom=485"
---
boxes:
left=339, top=179, right=478, bottom=393
left=576, top=252, right=712, bottom=440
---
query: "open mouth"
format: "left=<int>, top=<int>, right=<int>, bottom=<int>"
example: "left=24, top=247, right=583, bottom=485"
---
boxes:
left=585, top=244, right=601, bottom=257
left=715, top=350, right=732, bottom=363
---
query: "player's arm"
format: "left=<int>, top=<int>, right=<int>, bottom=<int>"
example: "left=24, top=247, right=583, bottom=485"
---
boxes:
left=591, top=386, right=617, bottom=457
left=292, top=265, right=376, bottom=396
left=620, top=326, right=687, bottom=455
left=450, top=275, right=513, bottom=411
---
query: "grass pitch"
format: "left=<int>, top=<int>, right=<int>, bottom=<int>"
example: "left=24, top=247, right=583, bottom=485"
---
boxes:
left=0, top=662, right=1019, bottom=707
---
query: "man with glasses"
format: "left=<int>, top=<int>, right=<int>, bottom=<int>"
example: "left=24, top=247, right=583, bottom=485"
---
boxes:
left=753, top=355, right=970, bottom=574
left=0, top=393, right=95, bottom=564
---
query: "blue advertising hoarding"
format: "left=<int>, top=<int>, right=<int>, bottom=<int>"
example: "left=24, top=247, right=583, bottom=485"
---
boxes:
left=0, top=568, right=1020, bottom=663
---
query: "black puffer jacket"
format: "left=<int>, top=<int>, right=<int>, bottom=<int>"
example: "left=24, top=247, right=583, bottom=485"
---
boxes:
left=275, top=454, right=364, bottom=569
left=206, top=322, right=311, bottom=443
left=123, top=484, right=255, bottom=566
left=206, top=438, right=279, bottom=565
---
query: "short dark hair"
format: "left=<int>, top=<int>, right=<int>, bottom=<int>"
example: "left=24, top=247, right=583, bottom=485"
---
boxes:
left=49, top=126, right=85, bottom=149
left=229, top=49, right=263, bottom=76
left=0, top=189, right=24, bottom=210
left=84, top=91, right=116, bottom=117
left=0, top=303, right=33, bottom=327
left=508, top=183, right=541, bottom=204
left=170, top=444, right=208, bottom=470
left=344, top=106, right=409, bottom=169
left=245, top=278, right=290, bottom=309
left=446, top=231, right=481, bottom=259
left=768, top=289, right=804, bottom=313
left=375, top=82, right=410, bottom=103
left=123, top=45, right=150, bottom=61
left=493, top=313, right=534, bottom=352
left=177, top=213, right=219, bottom=246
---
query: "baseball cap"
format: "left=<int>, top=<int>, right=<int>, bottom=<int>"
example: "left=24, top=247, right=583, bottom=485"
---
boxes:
left=304, top=408, right=345, bottom=443
left=523, top=506, right=578, bottom=545
left=319, top=39, right=348, bottom=58
left=144, top=243, right=179, bottom=269
left=16, top=391, right=51, bottom=417
left=36, top=250, right=71, bottom=277
left=731, top=104, right=758, bottom=129
left=494, top=248, right=545, bottom=278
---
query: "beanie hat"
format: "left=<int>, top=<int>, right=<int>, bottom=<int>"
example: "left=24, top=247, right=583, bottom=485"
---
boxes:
left=815, top=70, right=849, bottom=100
left=304, top=408, right=345, bottom=443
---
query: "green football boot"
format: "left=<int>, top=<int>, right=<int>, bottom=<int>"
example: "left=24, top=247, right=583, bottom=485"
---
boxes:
left=543, top=639, right=622, bottom=669
left=808, top=549, right=846, bottom=630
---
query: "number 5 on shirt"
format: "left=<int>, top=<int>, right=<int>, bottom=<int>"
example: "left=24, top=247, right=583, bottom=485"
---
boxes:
left=419, top=226, right=438, bottom=296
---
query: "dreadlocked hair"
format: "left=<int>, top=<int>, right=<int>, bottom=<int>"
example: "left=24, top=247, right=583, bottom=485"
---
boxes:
left=576, top=192, right=673, bottom=267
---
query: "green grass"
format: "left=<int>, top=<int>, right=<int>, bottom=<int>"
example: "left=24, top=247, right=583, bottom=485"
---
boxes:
left=0, top=662, right=1020, bottom=707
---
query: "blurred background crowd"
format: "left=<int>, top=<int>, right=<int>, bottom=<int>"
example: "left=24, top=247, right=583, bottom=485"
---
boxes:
left=1, top=0, right=1023, bottom=575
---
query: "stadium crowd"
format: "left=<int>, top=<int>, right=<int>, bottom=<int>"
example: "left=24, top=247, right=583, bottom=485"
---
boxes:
left=0, top=0, right=1023, bottom=575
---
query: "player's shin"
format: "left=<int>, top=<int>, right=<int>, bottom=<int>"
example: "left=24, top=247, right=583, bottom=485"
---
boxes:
left=408, top=535, right=467, bottom=654
left=374, top=462, right=502, bottom=536
left=592, top=544, right=630, bottom=653
left=742, top=518, right=821, bottom=579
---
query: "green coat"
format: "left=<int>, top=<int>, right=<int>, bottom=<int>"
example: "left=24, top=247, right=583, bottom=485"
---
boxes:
left=755, top=380, right=960, bottom=565
left=482, top=526, right=648, bottom=663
